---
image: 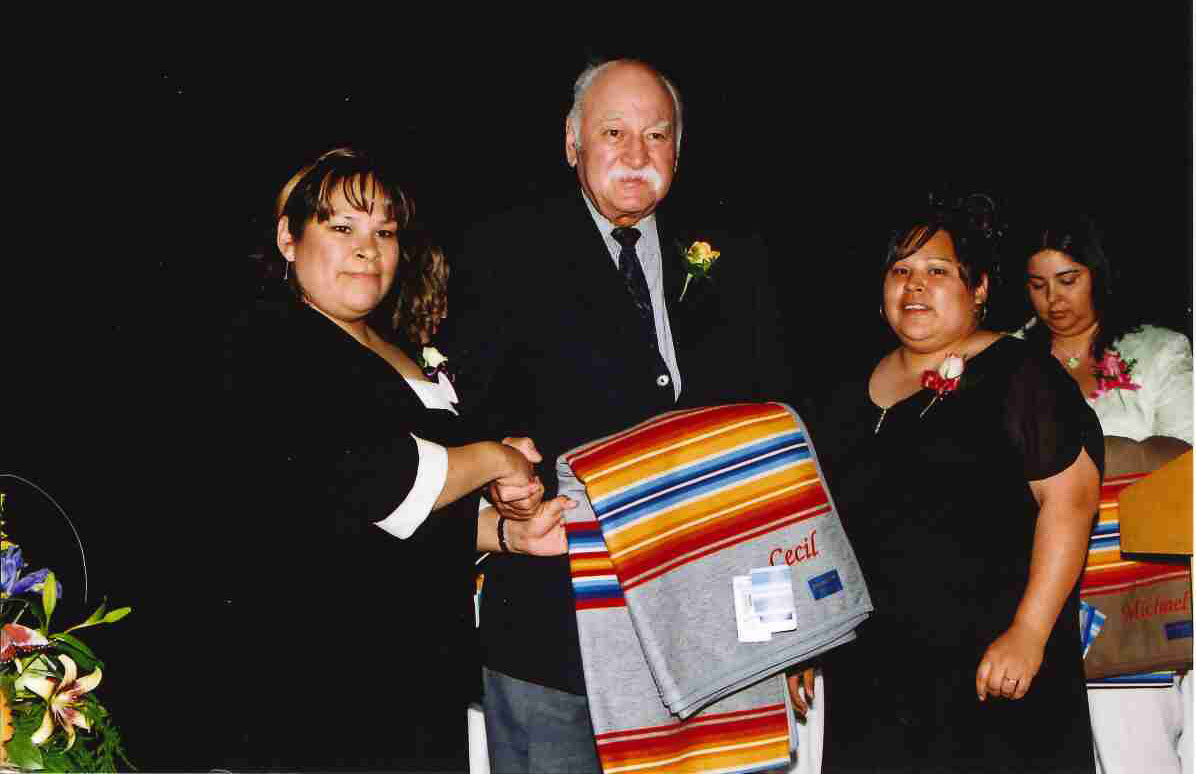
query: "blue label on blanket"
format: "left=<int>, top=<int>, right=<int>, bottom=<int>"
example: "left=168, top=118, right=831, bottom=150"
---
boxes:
left=808, top=569, right=843, bottom=600
left=1164, top=620, right=1193, bottom=640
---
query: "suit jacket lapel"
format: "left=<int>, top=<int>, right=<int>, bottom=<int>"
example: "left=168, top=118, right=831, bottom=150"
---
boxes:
left=559, top=193, right=652, bottom=340
left=655, top=205, right=693, bottom=356
left=658, top=208, right=685, bottom=326
left=656, top=205, right=692, bottom=390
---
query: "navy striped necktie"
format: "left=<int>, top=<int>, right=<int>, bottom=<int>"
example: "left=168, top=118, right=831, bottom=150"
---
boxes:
left=612, top=226, right=658, bottom=352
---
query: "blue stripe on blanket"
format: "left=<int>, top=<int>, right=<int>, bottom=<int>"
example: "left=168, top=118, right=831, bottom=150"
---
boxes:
left=1088, top=671, right=1176, bottom=687
left=591, top=431, right=806, bottom=517
left=596, top=441, right=811, bottom=531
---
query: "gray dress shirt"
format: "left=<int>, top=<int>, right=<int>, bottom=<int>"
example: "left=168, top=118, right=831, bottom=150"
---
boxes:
left=581, top=193, right=682, bottom=400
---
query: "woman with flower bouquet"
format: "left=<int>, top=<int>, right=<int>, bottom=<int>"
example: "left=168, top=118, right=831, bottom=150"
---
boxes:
left=791, top=193, right=1102, bottom=771
left=222, top=147, right=572, bottom=770
left=1019, top=212, right=1192, bottom=773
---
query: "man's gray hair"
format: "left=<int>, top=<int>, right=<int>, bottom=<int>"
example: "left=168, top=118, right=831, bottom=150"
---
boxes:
left=567, top=59, right=684, bottom=154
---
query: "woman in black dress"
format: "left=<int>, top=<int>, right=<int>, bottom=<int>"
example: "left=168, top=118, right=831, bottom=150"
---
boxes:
left=794, top=195, right=1102, bottom=772
left=220, top=147, right=571, bottom=771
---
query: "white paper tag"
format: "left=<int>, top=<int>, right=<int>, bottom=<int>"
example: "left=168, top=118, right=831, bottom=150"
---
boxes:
left=733, top=575, right=772, bottom=642
left=750, top=565, right=797, bottom=633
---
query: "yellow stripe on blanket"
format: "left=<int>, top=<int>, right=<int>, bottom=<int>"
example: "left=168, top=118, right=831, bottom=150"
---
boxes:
left=605, top=464, right=822, bottom=558
left=581, top=412, right=797, bottom=500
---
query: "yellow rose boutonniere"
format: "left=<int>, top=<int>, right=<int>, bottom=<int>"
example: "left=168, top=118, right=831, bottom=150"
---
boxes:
left=680, top=241, right=720, bottom=302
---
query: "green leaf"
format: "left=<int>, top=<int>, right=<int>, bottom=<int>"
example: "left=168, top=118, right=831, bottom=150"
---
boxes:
left=51, top=632, right=98, bottom=660
left=50, top=633, right=102, bottom=672
left=40, top=746, right=70, bottom=773
left=8, top=709, right=46, bottom=770
left=6, top=732, right=44, bottom=770
left=63, top=598, right=107, bottom=634
left=41, top=570, right=56, bottom=627
left=25, top=597, right=48, bottom=634
left=101, top=606, right=131, bottom=624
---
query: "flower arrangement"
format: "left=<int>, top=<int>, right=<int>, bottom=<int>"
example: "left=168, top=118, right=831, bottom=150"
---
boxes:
left=920, top=353, right=965, bottom=418
left=0, top=491, right=132, bottom=772
left=419, top=346, right=453, bottom=382
left=679, top=241, right=720, bottom=302
left=1091, top=349, right=1140, bottom=400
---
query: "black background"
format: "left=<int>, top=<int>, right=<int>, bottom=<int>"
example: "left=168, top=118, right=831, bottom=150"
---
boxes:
left=4, top=14, right=1192, bottom=770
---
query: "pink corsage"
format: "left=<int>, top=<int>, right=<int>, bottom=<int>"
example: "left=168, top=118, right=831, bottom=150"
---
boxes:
left=919, top=353, right=965, bottom=418
left=1090, top=349, right=1139, bottom=400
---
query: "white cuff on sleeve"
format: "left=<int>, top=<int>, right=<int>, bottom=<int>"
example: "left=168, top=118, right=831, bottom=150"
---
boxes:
left=374, top=434, right=448, bottom=539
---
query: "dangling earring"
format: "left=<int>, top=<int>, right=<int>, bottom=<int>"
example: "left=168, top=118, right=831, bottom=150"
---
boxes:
left=283, top=260, right=290, bottom=281
left=974, top=301, right=987, bottom=321
left=879, top=305, right=886, bottom=320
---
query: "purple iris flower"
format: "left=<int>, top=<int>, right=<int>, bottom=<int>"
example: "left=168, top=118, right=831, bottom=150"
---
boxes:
left=0, top=546, right=62, bottom=599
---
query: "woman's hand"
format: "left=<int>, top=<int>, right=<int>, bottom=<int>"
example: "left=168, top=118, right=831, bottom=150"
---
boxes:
left=438, top=440, right=536, bottom=511
left=785, top=666, right=817, bottom=721
left=489, top=437, right=545, bottom=520
left=974, top=446, right=1098, bottom=701
left=502, top=496, right=575, bottom=556
left=976, top=622, right=1046, bottom=701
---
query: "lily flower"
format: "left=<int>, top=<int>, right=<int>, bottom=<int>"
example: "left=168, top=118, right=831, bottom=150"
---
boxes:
left=23, top=654, right=102, bottom=749
left=0, top=547, right=60, bottom=600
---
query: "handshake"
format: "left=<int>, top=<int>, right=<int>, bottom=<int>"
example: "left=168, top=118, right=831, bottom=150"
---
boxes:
left=484, top=437, right=575, bottom=557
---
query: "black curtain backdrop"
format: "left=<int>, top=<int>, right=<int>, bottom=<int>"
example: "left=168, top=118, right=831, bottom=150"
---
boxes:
left=4, top=15, right=1192, bottom=770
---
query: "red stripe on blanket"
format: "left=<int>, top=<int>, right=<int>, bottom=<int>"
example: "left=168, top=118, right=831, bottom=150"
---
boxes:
left=595, top=705, right=789, bottom=763
left=567, top=404, right=789, bottom=474
left=1081, top=567, right=1192, bottom=596
left=619, top=503, right=831, bottom=593
left=594, top=705, right=787, bottom=740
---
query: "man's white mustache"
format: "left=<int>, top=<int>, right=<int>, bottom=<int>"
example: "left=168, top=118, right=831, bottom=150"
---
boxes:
left=605, top=165, right=663, bottom=193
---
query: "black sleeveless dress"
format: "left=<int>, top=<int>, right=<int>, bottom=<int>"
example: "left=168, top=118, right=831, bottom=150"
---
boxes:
left=811, top=337, right=1102, bottom=773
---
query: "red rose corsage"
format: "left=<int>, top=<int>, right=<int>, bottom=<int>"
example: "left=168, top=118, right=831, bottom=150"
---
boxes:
left=919, top=353, right=965, bottom=418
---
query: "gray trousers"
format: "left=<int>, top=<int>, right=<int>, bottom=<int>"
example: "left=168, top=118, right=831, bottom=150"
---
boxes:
left=482, top=667, right=601, bottom=773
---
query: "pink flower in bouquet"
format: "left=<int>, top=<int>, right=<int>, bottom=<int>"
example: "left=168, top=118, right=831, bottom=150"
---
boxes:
left=1091, top=349, right=1140, bottom=399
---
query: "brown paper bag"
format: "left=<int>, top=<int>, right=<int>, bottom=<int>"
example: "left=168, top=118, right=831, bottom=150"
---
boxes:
left=1080, top=474, right=1193, bottom=679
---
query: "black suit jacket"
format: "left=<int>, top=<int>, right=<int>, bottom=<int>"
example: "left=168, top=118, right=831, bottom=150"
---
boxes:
left=448, top=190, right=790, bottom=693
left=218, top=293, right=480, bottom=768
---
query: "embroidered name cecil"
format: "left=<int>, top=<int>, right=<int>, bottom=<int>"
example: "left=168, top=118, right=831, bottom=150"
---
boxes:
left=769, top=529, right=818, bottom=566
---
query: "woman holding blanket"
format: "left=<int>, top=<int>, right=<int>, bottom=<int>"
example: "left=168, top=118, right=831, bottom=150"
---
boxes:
left=799, top=193, right=1102, bottom=771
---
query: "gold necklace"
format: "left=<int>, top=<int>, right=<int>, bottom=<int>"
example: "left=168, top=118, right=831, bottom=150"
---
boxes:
left=1052, top=345, right=1085, bottom=370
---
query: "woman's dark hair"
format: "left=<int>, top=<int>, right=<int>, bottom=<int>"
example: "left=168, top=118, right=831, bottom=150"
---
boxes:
left=1021, top=212, right=1139, bottom=359
left=393, top=241, right=449, bottom=346
left=264, top=146, right=414, bottom=301
left=881, top=191, right=1004, bottom=295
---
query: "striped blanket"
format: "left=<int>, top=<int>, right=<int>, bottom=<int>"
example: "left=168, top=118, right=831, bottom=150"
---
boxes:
left=1080, top=473, right=1192, bottom=685
left=560, top=403, right=871, bottom=773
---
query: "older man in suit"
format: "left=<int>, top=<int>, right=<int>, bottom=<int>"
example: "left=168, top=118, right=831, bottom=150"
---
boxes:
left=450, top=58, right=791, bottom=772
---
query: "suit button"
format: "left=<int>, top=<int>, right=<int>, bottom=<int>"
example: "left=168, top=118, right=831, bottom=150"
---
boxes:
left=656, top=374, right=670, bottom=387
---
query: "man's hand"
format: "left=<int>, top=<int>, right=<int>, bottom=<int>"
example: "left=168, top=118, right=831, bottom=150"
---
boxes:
left=504, top=496, right=576, bottom=556
left=785, top=667, right=817, bottom=722
left=489, top=437, right=545, bottom=520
